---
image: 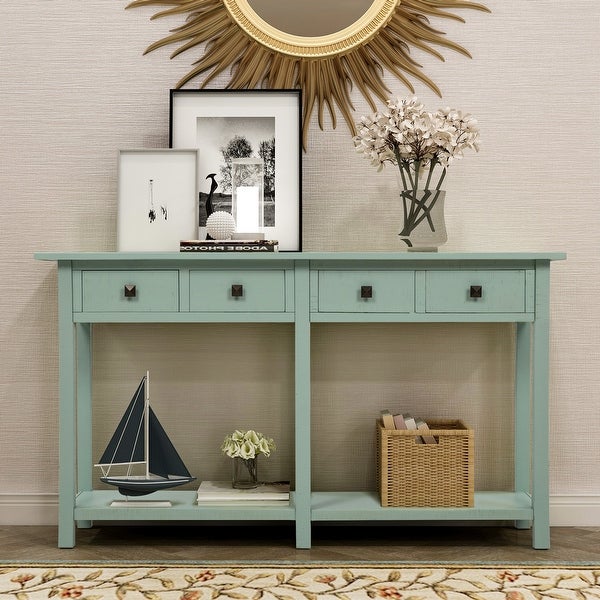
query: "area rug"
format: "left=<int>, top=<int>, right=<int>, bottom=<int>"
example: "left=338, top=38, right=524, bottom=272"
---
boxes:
left=0, top=565, right=599, bottom=599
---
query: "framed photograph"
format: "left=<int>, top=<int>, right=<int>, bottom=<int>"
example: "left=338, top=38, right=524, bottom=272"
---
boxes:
left=170, top=89, right=302, bottom=251
left=117, top=149, right=198, bottom=251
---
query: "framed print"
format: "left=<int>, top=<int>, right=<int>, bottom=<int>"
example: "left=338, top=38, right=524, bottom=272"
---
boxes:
left=117, top=149, right=198, bottom=251
left=170, top=89, right=302, bottom=251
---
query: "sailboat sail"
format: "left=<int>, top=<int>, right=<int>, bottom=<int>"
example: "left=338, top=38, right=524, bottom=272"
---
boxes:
left=148, top=407, right=193, bottom=479
left=96, top=373, right=196, bottom=497
left=97, top=378, right=146, bottom=468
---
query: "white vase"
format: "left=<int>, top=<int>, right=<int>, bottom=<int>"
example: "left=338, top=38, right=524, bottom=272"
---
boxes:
left=398, top=188, right=447, bottom=251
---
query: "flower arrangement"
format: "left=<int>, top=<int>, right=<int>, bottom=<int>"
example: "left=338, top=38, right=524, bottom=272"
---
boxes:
left=353, top=96, right=480, bottom=247
left=221, top=430, right=275, bottom=460
left=222, top=430, right=276, bottom=488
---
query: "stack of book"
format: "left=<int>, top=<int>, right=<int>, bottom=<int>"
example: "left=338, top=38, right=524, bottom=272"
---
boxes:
left=196, top=480, right=290, bottom=505
left=180, top=240, right=278, bottom=252
left=380, top=409, right=437, bottom=444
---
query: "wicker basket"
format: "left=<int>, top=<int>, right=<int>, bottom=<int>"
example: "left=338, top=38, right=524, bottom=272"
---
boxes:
left=377, top=419, right=474, bottom=507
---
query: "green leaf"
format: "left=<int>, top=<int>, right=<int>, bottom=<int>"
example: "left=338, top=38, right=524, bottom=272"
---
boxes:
left=157, top=578, right=175, bottom=589
left=41, top=569, right=58, bottom=583
left=342, top=570, right=355, bottom=583
left=115, top=570, right=138, bottom=578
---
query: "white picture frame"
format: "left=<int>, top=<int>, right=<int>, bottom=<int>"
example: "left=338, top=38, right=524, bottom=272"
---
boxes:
left=170, top=89, right=302, bottom=251
left=117, top=149, right=198, bottom=251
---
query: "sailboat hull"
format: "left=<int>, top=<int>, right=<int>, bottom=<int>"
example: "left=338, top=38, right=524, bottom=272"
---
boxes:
left=101, top=476, right=196, bottom=497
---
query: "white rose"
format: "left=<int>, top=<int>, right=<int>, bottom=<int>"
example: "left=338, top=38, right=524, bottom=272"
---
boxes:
left=231, top=430, right=245, bottom=442
left=239, top=440, right=256, bottom=459
left=245, top=430, right=260, bottom=445
left=258, top=438, right=271, bottom=457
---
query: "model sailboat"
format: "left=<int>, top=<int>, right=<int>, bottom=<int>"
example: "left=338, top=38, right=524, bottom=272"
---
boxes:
left=96, top=372, right=195, bottom=501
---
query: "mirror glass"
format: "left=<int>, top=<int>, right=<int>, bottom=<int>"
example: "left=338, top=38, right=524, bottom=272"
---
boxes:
left=247, top=0, right=375, bottom=37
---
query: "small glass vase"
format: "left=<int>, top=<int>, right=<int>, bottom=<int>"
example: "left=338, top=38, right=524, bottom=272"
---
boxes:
left=398, top=188, right=448, bottom=251
left=232, top=456, right=259, bottom=489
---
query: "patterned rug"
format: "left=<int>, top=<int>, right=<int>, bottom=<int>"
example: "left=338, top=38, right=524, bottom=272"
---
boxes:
left=0, top=564, right=598, bottom=599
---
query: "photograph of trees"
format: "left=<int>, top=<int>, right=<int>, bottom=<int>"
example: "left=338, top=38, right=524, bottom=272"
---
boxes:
left=196, top=117, right=275, bottom=227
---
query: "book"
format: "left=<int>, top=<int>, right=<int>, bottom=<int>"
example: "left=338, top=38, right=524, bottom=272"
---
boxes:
left=393, top=413, right=408, bottom=429
left=402, top=413, right=423, bottom=443
left=402, top=413, right=417, bottom=430
left=380, top=409, right=395, bottom=429
left=415, top=417, right=438, bottom=444
left=196, top=480, right=290, bottom=503
left=180, top=240, right=278, bottom=252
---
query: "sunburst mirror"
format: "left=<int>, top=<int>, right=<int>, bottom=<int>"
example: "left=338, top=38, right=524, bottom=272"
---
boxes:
left=126, top=0, right=489, bottom=146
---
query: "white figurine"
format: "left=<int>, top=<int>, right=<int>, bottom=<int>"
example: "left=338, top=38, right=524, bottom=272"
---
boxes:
left=206, top=211, right=236, bottom=240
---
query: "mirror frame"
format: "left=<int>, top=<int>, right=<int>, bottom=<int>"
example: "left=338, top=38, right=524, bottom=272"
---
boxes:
left=223, top=0, right=398, bottom=58
left=126, top=0, right=489, bottom=147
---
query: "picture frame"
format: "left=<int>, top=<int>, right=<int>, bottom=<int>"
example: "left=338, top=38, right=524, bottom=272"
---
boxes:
left=117, top=149, right=198, bottom=251
left=170, top=89, right=302, bottom=251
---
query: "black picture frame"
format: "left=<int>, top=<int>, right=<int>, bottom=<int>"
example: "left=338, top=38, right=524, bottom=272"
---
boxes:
left=170, top=89, right=302, bottom=251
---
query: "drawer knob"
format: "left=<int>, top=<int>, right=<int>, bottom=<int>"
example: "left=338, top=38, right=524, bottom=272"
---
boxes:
left=124, top=284, right=137, bottom=298
left=360, top=285, right=373, bottom=299
left=231, top=284, right=244, bottom=298
left=469, top=285, right=483, bottom=299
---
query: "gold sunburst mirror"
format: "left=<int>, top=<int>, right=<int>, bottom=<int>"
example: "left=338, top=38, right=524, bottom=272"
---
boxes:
left=127, top=0, right=489, bottom=146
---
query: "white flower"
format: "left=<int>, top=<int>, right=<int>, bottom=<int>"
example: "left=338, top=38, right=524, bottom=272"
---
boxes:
left=353, top=96, right=481, bottom=248
left=221, top=429, right=276, bottom=459
left=258, top=437, right=272, bottom=457
left=353, top=96, right=480, bottom=174
left=239, top=440, right=255, bottom=459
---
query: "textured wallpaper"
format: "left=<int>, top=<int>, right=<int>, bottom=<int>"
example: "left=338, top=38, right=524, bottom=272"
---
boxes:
left=0, top=1, right=598, bottom=500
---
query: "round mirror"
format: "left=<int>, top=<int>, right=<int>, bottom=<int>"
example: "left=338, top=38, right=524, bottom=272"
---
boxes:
left=224, top=0, right=397, bottom=57
left=128, top=0, right=489, bottom=146
left=247, top=0, right=375, bottom=38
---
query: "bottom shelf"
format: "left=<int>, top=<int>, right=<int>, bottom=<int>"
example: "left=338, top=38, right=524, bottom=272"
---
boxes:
left=74, top=490, right=296, bottom=521
left=74, top=490, right=533, bottom=524
left=311, top=491, right=533, bottom=521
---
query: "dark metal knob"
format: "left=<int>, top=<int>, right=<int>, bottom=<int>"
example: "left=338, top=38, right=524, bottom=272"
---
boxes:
left=124, top=284, right=137, bottom=298
left=231, top=284, right=244, bottom=298
left=469, top=285, right=483, bottom=299
left=360, top=285, right=373, bottom=299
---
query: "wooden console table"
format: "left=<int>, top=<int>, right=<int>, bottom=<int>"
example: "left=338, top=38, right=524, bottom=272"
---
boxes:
left=35, top=252, right=565, bottom=549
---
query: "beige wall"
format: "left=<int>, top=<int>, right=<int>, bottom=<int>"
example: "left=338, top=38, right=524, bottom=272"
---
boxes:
left=1, top=1, right=599, bottom=512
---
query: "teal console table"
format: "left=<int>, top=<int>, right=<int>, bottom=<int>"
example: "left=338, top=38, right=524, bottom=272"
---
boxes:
left=35, top=252, right=565, bottom=549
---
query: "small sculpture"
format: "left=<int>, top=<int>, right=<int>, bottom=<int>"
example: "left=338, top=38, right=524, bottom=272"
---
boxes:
left=206, top=211, right=236, bottom=240
left=205, top=173, right=218, bottom=218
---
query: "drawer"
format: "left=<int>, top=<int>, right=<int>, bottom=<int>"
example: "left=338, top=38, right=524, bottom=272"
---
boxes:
left=317, top=271, right=414, bottom=313
left=425, top=270, right=526, bottom=313
left=189, top=270, right=286, bottom=312
left=81, top=271, right=179, bottom=312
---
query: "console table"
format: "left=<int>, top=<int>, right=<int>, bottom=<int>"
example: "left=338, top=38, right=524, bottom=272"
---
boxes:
left=35, top=251, right=565, bottom=549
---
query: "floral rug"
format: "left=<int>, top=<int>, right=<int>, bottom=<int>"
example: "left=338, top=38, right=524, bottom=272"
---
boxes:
left=0, top=565, right=598, bottom=600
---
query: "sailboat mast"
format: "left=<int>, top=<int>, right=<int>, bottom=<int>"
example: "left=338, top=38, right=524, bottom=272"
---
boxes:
left=145, top=370, right=150, bottom=479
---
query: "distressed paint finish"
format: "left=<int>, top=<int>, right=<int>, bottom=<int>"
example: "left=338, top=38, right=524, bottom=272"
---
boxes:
left=37, top=252, right=563, bottom=549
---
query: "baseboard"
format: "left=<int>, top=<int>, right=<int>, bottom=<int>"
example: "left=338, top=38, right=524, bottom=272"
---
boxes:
left=0, top=494, right=59, bottom=526
left=549, top=495, right=600, bottom=526
left=1, top=494, right=599, bottom=526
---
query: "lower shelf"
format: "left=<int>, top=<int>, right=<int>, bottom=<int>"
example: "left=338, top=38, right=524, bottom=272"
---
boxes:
left=74, top=490, right=296, bottom=521
left=311, top=491, right=534, bottom=521
left=74, top=490, right=532, bottom=524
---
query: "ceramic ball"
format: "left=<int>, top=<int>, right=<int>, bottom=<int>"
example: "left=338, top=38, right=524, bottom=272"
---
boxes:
left=206, top=211, right=236, bottom=240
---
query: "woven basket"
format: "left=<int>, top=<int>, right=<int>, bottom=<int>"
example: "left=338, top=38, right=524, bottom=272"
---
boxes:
left=377, top=419, right=474, bottom=507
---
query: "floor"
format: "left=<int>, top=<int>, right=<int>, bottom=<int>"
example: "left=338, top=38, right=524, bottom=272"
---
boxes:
left=1, top=525, right=599, bottom=563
